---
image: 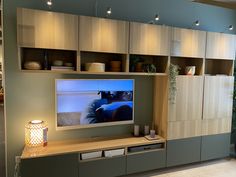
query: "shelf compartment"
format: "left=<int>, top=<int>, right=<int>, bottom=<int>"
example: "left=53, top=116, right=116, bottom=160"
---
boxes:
left=205, top=59, right=233, bottom=76
left=20, top=48, right=77, bottom=71
left=129, top=54, right=168, bottom=73
left=170, top=57, right=203, bottom=75
left=80, top=51, right=128, bottom=72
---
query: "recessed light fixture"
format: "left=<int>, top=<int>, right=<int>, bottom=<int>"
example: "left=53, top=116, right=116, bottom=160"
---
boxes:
left=106, top=7, right=112, bottom=16
left=47, top=0, right=52, bottom=6
left=155, top=14, right=160, bottom=21
left=228, top=25, right=234, bottom=31
left=195, top=20, right=200, bottom=26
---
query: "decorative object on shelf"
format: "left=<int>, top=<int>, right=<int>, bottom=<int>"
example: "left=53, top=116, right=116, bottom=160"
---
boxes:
left=185, top=66, right=196, bottom=75
left=150, top=129, right=156, bottom=138
left=135, top=62, right=144, bottom=72
left=145, top=134, right=160, bottom=140
left=51, top=66, right=74, bottom=71
left=134, top=125, right=140, bottom=137
left=25, top=120, right=48, bottom=147
left=168, top=63, right=180, bottom=104
left=64, top=62, right=73, bottom=67
left=110, top=60, right=121, bottom=72
left=85, top=62, right=105, bottom=72
left=24, top=61, right=42, bottom=70
left=143, top=64, right=156, bottom=73
left=144, top=125, right=150, bottom=136
left=53, top=60, right=63, bottom=66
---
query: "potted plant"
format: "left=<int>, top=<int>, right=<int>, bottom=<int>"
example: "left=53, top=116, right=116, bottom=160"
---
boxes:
left=168, top=63, right=180, bottom=104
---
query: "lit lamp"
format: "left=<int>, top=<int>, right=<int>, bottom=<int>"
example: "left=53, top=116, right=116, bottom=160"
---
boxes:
left=25, top=120, right=48, bottom=147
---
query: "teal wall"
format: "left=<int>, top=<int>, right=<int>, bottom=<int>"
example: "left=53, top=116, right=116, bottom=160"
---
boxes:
left=3, top=0, right=236, bottom=176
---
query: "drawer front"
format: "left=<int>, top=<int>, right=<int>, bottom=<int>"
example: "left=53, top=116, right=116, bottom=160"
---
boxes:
left=21, top=154, right=78, bottom=177
left=167, top=137, right=201, bottom=167
left=201, top=133, right=230, bottom=161
left=79, top=156, right=126, bottom=177
left=126, top=150, right=166, bottom=174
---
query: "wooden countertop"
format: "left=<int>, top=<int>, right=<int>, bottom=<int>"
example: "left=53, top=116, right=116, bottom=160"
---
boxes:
left=21, top=135, right=165, bottom=159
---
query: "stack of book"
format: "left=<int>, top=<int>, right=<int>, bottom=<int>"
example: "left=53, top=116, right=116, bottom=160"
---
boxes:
left=51, top=66, right=75, bottom=71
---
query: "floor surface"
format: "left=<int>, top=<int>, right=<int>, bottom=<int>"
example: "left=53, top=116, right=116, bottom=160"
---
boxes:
left=126, top=158, right=236, bottom=177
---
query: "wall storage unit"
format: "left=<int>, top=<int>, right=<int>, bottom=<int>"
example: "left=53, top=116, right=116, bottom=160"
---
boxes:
left=206, top=32, right=236, bottom=60
left=17, top=8, right=78, bottom=50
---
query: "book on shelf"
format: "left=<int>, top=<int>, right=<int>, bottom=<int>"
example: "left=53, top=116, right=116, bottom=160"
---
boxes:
left=51, top=66, right=75, bottom=71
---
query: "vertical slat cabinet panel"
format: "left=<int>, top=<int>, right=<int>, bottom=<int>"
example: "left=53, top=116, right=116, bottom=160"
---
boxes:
left=129, top=22, right=170, bottom=55
left=168, top=76, right=204, bottom=122
left=171, top=28, right=206, bottom=58
left=17, top=8, right=78, bottom=50
left=79, top=16, right=129, bottom=53
left=206, top=32, right=236, bottom=60
left=203, top=76, right=234, bottom=120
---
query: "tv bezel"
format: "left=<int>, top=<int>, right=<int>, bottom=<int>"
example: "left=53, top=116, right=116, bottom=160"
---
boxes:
left=55, top=79, right=135, bottom=130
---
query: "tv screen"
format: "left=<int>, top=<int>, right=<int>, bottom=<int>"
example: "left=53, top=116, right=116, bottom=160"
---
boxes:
left=55, top=79, right=134, bottom=130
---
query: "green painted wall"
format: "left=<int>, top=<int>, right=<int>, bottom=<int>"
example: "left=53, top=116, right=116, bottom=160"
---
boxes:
left=3, top=0, right=236, bottom=176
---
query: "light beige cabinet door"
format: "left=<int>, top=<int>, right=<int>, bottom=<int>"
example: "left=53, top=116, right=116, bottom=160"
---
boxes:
left=168, top=76, right=204, bottom=122
left=17, top=8, right=78, bottom=50
left=206, top=32, right=236, bottom=60
left=79, top=16, right=129, bottom=54
left=171, top=27, right=206, bottom=58
left=129, top=22, right=170, bottom=55
left=203, top=76, right=234, bottom=120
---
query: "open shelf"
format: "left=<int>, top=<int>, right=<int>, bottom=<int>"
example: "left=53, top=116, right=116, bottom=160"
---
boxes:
left=205, top=59, right=233, bottom=76
left=129, top=54, right=168, bottom=74
left=170, top=57, right=203, bottom=75
left=20, top=48, right=77, bottom=71
left=80, top=51, right=128, bottom=72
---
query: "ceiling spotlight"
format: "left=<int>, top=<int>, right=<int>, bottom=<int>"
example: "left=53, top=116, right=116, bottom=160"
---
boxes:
left=106, top=7, right=112, bottom=16
left=195, top=20, right=200, bottom=26
left=155, top=14, right=160, bottom=21
left=47, top=0, right=52, bottom=6
left=229, top=25, right=234, bottom=31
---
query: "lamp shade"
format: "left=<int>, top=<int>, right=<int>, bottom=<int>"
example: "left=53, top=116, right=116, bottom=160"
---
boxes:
left=25, top=120, right=48, bottom=147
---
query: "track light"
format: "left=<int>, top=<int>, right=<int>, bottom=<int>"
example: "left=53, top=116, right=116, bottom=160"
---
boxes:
left=195, top=20, right=200, bottom=26
left=47, top=0, right=52, bottom=6
left=106, top=7, right=112, bottom=16
left=155, top=14, right=160, bottom=21
left=228, top=25, right=234, bottom=31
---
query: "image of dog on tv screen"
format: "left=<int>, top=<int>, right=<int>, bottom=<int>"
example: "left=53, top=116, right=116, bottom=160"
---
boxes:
left=57, top=90, right=133, bottom=127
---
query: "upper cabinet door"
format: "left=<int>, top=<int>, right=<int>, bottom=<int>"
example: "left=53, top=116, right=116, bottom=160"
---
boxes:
left=168, top=76, right=204, bottom=122
left=79, top=16, right=129, bottom=54
left=171, top=28, right=206, bottom=58
left=206, top=32, right=236, bottom=60
left=203, top=76, right=234, bottom=120
left=17, top=8, right=78, bottom=50
left=129, top=22, right=170, bottom=56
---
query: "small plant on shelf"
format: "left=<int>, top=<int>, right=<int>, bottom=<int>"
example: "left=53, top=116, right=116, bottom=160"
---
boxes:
left=168, top=63, right=180, bottom=104
left=143, top=64, right=156, bottom=73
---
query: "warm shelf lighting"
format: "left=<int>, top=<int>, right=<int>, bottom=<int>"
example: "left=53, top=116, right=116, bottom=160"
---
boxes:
left=229, top=25, right=234, bottom=31
left=25, top=120, right=48, bottom=147
left=47, top=0, right=52, bottom=6
left=106, top=7, right=112, bottom=16
left=155, top=14, right=160, bottom=21
left=195, top=20, right=200, bottom=26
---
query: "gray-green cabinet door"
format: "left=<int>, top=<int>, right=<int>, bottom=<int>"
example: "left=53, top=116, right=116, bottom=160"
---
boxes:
left=167, top=137, right=201, bottom=167
left=21, top=154, right=78, bottom=177
left=126, top=150, right=166, bottom=174
left=79, top=156, right=126, bottom=177
left=201, top=133, right=230, bottom=161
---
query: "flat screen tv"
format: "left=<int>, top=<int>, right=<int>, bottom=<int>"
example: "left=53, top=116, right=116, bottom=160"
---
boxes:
left=55, top=79, right=134, bottom=130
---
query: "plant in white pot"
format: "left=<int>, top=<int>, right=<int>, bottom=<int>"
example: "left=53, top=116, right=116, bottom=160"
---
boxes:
left=168, top=63, right=180, bottom=104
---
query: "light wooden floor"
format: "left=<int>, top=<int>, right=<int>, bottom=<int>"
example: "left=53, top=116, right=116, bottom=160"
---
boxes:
left=126, top=158, right=236, bottom=177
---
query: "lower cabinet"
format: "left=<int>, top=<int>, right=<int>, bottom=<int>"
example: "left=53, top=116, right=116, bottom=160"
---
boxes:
left=79, top=156, right=126, bottom=177
left=201, top=133, right=231, bottom=161
left=21, top=154, right=78, bottom=177
left=166, top=137, right=201, bottom=167
left=126, top=150, right=166, bottom=174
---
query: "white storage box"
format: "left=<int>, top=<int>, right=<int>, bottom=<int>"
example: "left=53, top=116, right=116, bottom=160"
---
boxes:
left=85, top=62, right=105, bottom=72
left=81, top=151, right=102, bottom=160
left=104, top=148, right=125, bottom=158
